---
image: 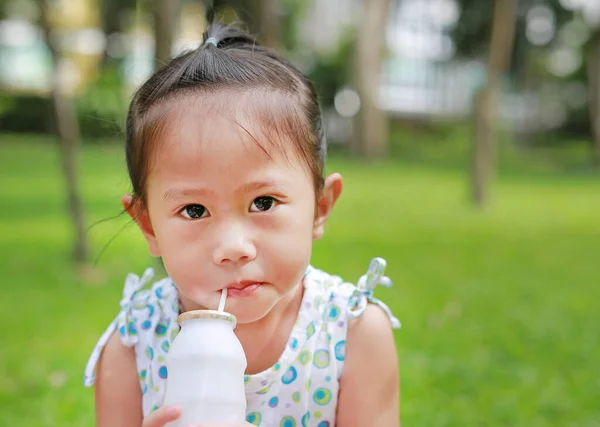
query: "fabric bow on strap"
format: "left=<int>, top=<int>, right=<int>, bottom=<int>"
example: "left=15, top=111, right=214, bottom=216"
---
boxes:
left=349, top=258, right=401, bottom=329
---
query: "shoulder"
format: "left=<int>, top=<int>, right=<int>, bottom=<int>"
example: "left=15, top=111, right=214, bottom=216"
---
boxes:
left=346, top=303, right=399, bottom=375
left=336, top=304, right=400, bottom=426
left=94, top=331, right=143, bottom=427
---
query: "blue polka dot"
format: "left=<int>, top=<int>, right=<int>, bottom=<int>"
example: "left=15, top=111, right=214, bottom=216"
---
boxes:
left=328, top=305, right=340, bottom=320
left=290, top=337, right=299, bottom=350
left=127, top=321, right=137, bottom=335
left=118, top=325, right=126, bottom=336
left=269, top=396, right=279, bottom=408
left=334, top=340, right=346, bottom=361
left=142, top=320, right=152, bottom=330
left=301, top=411, right=311, bottom=426
left=155, top=323, right=167, bottom=336
left=318, top=422, right=330, bottom=427
left=158, top=365, right=168, bottom=379
left=280, top=417, right=296, bottom=427
left=313, top=388, right=332, bottom=405
left=246, top=412, right=262, bottom=425
left=282, top=366, right=298, bottom=384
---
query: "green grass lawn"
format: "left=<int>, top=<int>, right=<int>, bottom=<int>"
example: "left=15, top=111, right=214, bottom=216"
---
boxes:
left=1, top=134, right=599, bottom=426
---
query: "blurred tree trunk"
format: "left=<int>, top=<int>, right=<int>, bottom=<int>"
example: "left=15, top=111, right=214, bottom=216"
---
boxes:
left=588, top=30, right=600, bottom=168
left=99, top=0, right=133, bottom=65
left=39, top=0, right=89, bottom=263
left=351, top=0, right=391, bottom=159
left=255, top=0, right=282, bottom=50
left=210, top=0, right=280, bottom=50
left=153, top=0, right=180, bottom=70
left=101, top=0, right=124, bottom=37
left=471, top=0, right=518, bottom=206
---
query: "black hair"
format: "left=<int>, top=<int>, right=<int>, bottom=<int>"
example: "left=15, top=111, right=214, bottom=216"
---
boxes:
left=125, top=23, right=327, bottom=204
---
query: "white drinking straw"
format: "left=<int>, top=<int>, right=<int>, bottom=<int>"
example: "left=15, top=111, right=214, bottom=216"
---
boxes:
left=218, top=288, right=227, bottom=312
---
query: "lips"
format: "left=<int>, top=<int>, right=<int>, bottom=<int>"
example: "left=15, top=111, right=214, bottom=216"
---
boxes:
left=225, top=281, right=263, bottom=298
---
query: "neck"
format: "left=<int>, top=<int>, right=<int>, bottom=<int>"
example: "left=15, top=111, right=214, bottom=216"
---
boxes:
left=236, top=281, right=305, bottom=375
left=177, top=279, right=305, bottom=374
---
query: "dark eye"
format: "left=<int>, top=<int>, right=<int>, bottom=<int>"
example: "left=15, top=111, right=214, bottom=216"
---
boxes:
left=180, top=204, right=208, bottom=219
left=250, top=196, right=277, bottom=212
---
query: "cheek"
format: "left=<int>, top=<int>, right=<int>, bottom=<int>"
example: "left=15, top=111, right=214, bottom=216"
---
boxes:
left=152, top=221, right=211, bottom=282
left=264, top=205, right=314, bottom=271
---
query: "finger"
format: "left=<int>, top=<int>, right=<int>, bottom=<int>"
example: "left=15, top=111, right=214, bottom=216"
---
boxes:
left=143, top=405, right=181, bottom=427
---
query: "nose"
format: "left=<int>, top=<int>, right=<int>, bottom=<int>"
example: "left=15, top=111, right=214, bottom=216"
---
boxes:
left=212, top=223, right=257, bottom=266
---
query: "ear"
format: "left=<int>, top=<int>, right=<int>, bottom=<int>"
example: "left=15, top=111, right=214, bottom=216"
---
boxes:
left=121, top=194, right=161, bottom=257
left=313, top=173, right=343, bottom=240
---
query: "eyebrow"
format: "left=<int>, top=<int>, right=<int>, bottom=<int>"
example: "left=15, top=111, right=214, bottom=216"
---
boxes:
left=163, top=188, right=214, bottom=201
left=162, top=180, right=282, bottom=201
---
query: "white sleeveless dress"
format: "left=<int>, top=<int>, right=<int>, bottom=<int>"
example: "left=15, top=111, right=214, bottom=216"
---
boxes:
left=84, top=258, right=400, bottom=426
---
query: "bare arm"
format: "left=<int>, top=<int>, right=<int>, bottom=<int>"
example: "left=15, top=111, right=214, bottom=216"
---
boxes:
left=95, top=331, right=143, bottom=427
left=336, top=304, right=400, bottom=427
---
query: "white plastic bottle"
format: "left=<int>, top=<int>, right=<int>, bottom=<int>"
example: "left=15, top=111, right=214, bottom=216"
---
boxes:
left=164, top=310, right=247, bottom=426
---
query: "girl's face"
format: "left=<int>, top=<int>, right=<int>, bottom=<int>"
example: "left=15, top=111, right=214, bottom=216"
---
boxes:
left=128, top=95, right=342, bottom=324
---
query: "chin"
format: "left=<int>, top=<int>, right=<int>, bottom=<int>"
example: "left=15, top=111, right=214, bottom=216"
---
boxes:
left=224, top=293, right=280, bottom=324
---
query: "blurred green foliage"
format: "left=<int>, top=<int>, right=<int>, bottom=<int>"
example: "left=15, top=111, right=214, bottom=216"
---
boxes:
left=0, top=66, right=127, bottom=139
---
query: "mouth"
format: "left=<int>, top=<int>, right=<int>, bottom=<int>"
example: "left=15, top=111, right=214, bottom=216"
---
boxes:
left=225, top=281, right=264, bottom=298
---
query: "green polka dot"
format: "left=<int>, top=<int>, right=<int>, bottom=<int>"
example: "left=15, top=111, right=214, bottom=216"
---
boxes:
left=258, top=383, right=272, bottom=394
left=314, top=296, right=323, bottom=310
left=305, top=378, right=312, bottom=391
left=298, top=350, right=312, bottom=366
left=292, top=391, right=301, bottom=402
left=315, top=411, right=322, bottom=418
left=306, top=322, right=316, bottom=338
left=313, top=349, right=330, bottom=368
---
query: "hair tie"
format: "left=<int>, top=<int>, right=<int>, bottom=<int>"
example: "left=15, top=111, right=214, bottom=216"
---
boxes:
left=204, top=37, right=218, bottom=47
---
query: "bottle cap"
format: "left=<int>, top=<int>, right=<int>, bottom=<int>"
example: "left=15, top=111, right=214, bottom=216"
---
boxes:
left=178, top=309, right=237, bottom=327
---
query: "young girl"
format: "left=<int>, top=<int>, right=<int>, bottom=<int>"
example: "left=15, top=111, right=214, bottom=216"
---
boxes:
left=84, top=23, right=401, bottom=427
